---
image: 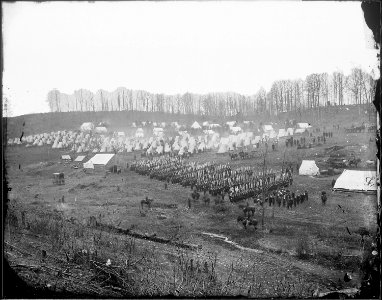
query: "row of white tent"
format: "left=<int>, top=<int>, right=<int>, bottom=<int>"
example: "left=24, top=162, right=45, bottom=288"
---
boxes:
left=7, top=126, right=307, bottom=149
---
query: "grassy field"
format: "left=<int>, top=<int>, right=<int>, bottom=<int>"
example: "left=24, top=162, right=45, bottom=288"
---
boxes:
left=3, top=120, right=379, bottom=297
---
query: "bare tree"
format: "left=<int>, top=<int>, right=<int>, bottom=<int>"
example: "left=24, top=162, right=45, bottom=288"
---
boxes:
left=332, top=71, right=345, bottom=105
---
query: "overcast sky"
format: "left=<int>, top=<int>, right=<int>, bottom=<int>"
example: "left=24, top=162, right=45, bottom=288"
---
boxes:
left=2, top=1, right=379, bottom=117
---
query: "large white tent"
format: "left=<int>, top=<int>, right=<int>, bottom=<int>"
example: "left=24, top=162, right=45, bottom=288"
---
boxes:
left=299, top=160, right=320, bottom=176
left=86, top=153, right=115, bottom=167
left=333, top=170, right=377, bottom=193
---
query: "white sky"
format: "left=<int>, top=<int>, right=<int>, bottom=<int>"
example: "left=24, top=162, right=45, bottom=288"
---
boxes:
left=2, top=1, right=379, bottom=116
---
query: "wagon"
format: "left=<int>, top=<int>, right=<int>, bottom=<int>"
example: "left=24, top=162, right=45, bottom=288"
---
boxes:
left=52, top=172, right=65, bottom=185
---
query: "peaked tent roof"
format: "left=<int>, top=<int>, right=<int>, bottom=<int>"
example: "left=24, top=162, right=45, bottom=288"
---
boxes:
left=191, top=121, right=201, bottom=129
left=61, top=155, right=71, bottom=160
left=86, top=153, right=115, bottom=166
left=333, top=169, right=377, bottom=193
left=299, top=160, right=319, bottom=176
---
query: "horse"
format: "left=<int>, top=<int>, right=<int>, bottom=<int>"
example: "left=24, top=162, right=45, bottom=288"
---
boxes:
left=191, top=190, right=200, bottom=201
left=141, top=197, right=154, bottom=209
left=243, top=218, right=258, bottom=230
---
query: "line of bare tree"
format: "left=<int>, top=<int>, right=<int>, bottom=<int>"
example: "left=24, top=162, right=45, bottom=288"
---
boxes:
left=46, top=68, right=376, bottom=117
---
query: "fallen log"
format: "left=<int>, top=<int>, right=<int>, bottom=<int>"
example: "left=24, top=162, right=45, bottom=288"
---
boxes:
left=94, top=222, right=201, bottom=250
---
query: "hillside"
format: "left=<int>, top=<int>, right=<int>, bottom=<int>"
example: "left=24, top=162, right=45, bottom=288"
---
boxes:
left=3, top=104, right=375, bottom=139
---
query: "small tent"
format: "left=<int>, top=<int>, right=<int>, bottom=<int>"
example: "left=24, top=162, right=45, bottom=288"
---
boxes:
left=95, top=127, right=108, bottom=134
left=297, top=123, right=312, bottom=129
left=135, top=128, right=144, bottom=138
left=61, top=155, right=71, bottom=161
left=299, top=160, right=320, bottom=176
left=217, top=143, right=228, bottom=154
left=278, top=129, right=287, bottom=138
left=153, top=127, right=164, bottom=136
left=230, top=126, right=242, bottom=134
left=333, top=170, right=377, bottom=193
left=80, top=122, right=94, bottom=132
left=263, top=124, right=273, bottom=132
left=74, top=155, right=86, bottom=162
left=286, top=128, right=294, bottom=136
left=191, top=121, right=202, bottom=129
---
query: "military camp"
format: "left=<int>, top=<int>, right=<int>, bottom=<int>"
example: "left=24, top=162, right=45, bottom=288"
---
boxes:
left=3, top=1, right=380, bottom=298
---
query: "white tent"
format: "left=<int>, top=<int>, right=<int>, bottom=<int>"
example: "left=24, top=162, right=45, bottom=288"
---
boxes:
left=191, top=121, right=201, bottom=129
left=299, top=160, right=320, bottom=176
left=153, top=127, right=164, bottom=136
left=135, top=128, right=144, bottom=138
left=95, top=127, right=108, bottom=134
left=230, top=126, right=242, bottom=134
left=263, top=124, right=273, bottom=132
left=203, top=129, right=215, bottom=135
left=61, top=155, right=71, bottom=161
left=286, top=128, right=294, bottom=136
left=198, top=142, right=206, bottom=151
left=164, top=143, right=171, bottom=153
left=156, top=145, right=164, bottom=154
left=80, top=122, right=94, bottom=132
left=74, top=155, right=86, bottom=162
left=333, top=170, right=377, bottom=193
left=278, top=129, right=287, bottom=137
left=297, top=123, right=312, bottom=129
left=86, top=153, right=115, bottom=166
left=217, top=144, right=228, bottom=154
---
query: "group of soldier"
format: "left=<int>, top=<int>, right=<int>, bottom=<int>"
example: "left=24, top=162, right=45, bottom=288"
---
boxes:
left=130, top=155, right=294, bottom=203
left=258, top=189, right=309, bottom=209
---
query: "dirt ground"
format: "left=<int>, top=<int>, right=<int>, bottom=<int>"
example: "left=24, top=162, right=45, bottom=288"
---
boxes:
left=3, top=127, right=379, bottom=297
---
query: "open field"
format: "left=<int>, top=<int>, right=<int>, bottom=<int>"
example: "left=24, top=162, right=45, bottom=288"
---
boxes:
left=4, top=120, right=379, bottom=297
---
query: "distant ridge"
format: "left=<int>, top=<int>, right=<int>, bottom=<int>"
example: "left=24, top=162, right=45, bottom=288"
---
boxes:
left=3, top=104, right=374, bottom=139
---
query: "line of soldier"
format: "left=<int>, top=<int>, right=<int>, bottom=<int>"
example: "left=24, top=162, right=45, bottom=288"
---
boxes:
left=131, top=155, right=293, bottom=203
left=255, top=189, right=309, bottom=209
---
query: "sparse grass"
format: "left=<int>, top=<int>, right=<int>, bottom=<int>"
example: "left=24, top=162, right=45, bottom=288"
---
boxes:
left=3, top=114, right=379, bottom=297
